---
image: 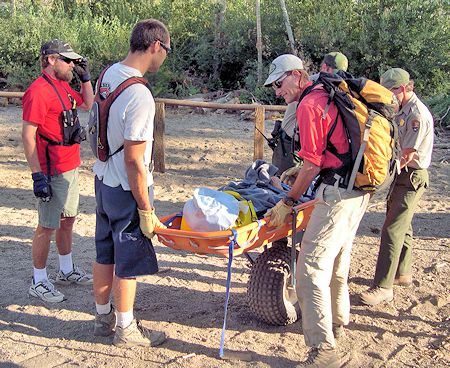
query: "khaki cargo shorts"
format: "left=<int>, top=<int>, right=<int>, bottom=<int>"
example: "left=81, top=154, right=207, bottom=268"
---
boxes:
left=37, top=168, right=79, bottom=229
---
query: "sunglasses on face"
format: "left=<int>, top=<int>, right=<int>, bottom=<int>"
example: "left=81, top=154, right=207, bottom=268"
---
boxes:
left=58, top=55, right=76, bottom=64
left=273, top=73, right=289, bottom=89
left=157, top=40, right=172, bottom=54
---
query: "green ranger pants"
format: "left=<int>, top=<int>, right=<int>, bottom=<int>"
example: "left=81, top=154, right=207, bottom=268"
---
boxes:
left=373, top=168, right=429, bottom=289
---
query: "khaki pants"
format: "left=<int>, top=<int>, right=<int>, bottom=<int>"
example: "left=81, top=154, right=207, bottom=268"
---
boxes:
left=373, top=169, right=428, bottom=288
left=296, top=183, right=370, bottom=349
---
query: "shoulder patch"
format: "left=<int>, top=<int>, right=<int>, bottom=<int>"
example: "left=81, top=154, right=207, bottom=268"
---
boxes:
left=399, top=119, right=405, bottom=127
left=411, top=120, right=420, bottom=132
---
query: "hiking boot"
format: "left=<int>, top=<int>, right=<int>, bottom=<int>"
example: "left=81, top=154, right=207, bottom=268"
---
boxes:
left=360, top=286, right=393, bottom=306
left=54, top=264, right=93, bottom=285
left=113, top=319, right=166, bottom=347
left=29, top=278, right=65, bottom=303
left=394, top=275, right=413, bottom=288
left=94, top=307, right=116, bottom=337
left=295, top=348, right=341, bottom=368
left=332, top=324, right=345, bottom=339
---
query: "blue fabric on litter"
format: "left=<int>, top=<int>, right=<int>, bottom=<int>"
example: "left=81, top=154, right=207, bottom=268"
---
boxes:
left=242, top=159, right=279, bottom=185
left=220, top=160, right=286, bottom=214
left=219, top=160, right=316, bottom=215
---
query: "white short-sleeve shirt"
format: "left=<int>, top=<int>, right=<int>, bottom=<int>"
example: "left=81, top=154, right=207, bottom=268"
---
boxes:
left=93, top=63, right=155, bottom=190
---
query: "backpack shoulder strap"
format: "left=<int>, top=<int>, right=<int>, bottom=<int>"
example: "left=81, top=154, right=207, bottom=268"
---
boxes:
left=99, top=75, right=149, bottom=159
left=291, top=82, right=320, bottom=157
left=102, top=76, right=148, bottom=111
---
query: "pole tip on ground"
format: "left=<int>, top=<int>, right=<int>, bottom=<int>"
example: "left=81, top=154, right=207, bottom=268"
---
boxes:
left=220, top=350, right=253, bottom=361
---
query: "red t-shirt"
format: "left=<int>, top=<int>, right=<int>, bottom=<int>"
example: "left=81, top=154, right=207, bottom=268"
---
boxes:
left=296, top=86, right=349, bottom=169
left=22, top=71, right=83, bottom=175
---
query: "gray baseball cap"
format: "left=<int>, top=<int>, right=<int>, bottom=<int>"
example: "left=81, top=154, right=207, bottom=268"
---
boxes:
left=40, top=39, right=83, bottom=60
left=264, top=54, right=304, bottom=86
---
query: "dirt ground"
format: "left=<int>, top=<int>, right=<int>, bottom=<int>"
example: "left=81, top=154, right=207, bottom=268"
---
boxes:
left=0, top=105, right=449, bottom=368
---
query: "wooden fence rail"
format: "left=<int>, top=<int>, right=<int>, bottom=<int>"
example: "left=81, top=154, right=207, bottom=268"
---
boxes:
left=0, top=92, right=287, bottom=172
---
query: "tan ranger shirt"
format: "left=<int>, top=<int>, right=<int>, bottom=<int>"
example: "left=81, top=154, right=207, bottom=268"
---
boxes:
left=396, top=92, right=434, bottom=169
left=281, top=101, right=297, bottom=138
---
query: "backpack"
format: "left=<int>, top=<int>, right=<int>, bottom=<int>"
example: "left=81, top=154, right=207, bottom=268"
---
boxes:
left=87, top=66, right=149, bottom=162
left=302, top=71, right=400, bottom=192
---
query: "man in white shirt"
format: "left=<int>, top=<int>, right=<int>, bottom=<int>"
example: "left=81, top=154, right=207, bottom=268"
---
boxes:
left=92, top=19, right=170, bottom=347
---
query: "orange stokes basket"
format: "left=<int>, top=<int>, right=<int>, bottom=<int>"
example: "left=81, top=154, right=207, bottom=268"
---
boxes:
left=155, top=200, right=316, bottom=257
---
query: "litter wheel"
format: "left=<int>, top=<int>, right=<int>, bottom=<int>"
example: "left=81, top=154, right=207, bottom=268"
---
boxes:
left=247, top=245, right=300, bottom=326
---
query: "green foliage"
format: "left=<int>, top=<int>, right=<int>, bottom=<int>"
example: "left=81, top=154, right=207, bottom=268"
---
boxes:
left=425, top=94, right=450, bottom=128
left=0, top=0, right=448, bottom=121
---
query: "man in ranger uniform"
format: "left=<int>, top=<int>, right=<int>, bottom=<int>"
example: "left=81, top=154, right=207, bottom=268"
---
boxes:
left=360, top=68, right=434, bottom=306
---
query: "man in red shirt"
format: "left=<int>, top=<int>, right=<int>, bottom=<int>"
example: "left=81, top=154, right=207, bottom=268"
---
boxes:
left=22, top=39, right=94, bottom=303
left=264, top=54, right=370, bottom=367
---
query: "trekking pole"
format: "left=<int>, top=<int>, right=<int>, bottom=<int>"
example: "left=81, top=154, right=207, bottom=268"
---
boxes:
left=290, top=207, right=298, bottom=289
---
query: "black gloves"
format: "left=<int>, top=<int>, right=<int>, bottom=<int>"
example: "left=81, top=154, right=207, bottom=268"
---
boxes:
left=73, top=57, right=91, bottom=83
left=32, top=172, right=52, bottom=202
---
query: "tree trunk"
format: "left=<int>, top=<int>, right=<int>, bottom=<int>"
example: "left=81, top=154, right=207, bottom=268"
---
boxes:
left=256, top=0, right=263, bottom=84
left=213, top=0, right=227, bottom=81
left=154, top=102, right=166, bottom=173
left=278, top=0, right=296, bottom=55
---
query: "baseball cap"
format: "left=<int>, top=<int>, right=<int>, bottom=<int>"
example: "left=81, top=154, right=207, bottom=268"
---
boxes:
left=322, top=52, right=348, bottom=72
left=380, top=68, right=410, bottom=90
left=40, top=39, right=83, bottom=60
left=264, top=54, right=304, bottom=86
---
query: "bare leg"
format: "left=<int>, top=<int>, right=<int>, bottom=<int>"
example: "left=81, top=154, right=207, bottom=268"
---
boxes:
left=93, top=262, right=114, bottom=305
left=55, top=216, right=75, bottom=256
left=32, top=225, right=54, bottom=269
left=114, top=277, right=137, bottom=313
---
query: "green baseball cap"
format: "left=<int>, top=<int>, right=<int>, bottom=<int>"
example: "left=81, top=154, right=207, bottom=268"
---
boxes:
left=380, top=68, right=410, bottom=90
left=322, top=52, right=348, bottom=72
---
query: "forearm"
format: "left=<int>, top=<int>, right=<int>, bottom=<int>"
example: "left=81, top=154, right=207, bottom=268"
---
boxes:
left=22, top=124, right=41, bottom=173
left=126, top=159, right=151, bottom=211
left=79, top=82, right=94, bottom=110
left=287, top=160, right=321, bottom=200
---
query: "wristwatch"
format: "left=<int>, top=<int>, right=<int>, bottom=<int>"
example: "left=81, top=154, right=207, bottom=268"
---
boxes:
left=283, top=196, right=296, bottom=206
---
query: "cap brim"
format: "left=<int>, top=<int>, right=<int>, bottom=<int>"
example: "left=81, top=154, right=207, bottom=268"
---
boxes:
left=264, top=71, right=285, bottom=87
left=59, top=51, right=83, bottom=60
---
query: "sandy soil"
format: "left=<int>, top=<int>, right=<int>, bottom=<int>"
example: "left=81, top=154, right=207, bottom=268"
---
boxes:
left=0, top=105, right=449, bottom=368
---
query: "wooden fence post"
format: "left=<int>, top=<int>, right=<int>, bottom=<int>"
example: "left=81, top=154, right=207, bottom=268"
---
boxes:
left=154, top=101, right=166, bottom=173
left=254, top=106, right=265, bottom=161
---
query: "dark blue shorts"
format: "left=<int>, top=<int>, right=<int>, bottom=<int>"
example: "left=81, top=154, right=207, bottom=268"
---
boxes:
left=95, top=176, right=158, bottom=278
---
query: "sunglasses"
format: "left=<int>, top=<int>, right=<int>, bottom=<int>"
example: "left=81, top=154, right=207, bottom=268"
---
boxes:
left=157, top=40, right=172, bottom=54
left=58, top=55, right=76, bottom=64
left=273, top=73, right=289, bottom=89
